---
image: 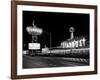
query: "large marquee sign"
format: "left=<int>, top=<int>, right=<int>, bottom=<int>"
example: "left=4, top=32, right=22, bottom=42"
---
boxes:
left=61, top=37, right=87, bottom=48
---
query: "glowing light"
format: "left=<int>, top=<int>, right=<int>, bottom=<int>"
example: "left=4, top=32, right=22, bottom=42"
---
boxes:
left=61, top=38, right=86, bottom=48
left=26, top=26, right=43, bottom=35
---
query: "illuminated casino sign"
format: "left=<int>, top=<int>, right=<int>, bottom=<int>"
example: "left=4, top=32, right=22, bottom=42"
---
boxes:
left=28, top=43, right=40, bottom=50
left=61, top=37, right=87, bottom=48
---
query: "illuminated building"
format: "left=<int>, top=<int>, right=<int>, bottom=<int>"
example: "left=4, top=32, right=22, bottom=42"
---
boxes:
left=46, top=27, right=89, bottom=57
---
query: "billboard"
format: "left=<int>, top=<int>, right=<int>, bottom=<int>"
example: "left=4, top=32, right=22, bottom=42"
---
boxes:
left=28, top=43, right=40, bottom=50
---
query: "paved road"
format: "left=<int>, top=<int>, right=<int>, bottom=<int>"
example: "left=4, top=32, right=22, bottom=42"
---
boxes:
left=23, top=54, right=89, bottom=69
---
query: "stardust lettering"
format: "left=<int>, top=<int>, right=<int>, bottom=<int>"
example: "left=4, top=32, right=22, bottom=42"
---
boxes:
left=61, top=38, right=86, bottom=48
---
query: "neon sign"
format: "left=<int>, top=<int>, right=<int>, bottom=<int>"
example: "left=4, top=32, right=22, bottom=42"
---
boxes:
left=61, top=38, right=86, bottom=48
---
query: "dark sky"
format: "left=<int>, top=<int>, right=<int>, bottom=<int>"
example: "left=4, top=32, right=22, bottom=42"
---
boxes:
left=23, top=11, right=89, bottom=50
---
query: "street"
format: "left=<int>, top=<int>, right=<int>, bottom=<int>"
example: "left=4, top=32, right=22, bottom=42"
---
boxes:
left=23, top=54, right=89, bottom=68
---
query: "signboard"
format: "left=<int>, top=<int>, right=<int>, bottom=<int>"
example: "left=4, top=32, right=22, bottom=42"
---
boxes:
left=61, top=38, right=86, bottom=48
left=28, top=43, right=40, bottom=50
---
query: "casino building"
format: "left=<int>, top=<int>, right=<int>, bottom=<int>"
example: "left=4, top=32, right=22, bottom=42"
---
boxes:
left=41, top=27, right=89, bottom=58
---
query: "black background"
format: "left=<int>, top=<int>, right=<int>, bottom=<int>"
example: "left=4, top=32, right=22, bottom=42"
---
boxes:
left=23, top=11, right=89, bottom=50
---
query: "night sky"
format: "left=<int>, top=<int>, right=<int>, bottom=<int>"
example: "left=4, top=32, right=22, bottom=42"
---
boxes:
left=23, top=11, right=89, bottom=50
